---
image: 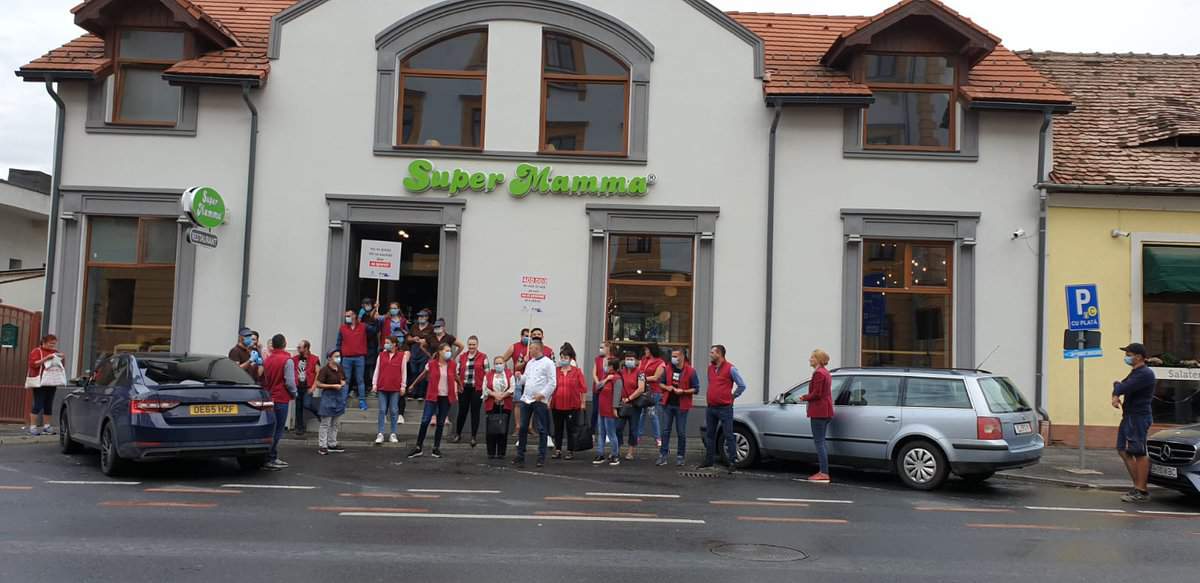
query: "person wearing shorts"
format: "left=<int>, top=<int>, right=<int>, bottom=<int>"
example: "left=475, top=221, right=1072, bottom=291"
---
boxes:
left=27, top=334, right=63, bottom=436
left=1112, top=342, right=1157, bottom=503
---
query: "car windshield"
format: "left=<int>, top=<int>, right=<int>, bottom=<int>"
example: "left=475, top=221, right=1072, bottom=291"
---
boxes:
left=135, top=356, right=255, bottom=387
left=978, top=377, right=1032, bottom=413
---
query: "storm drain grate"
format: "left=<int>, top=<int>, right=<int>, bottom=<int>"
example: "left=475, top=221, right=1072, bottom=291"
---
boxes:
left=678, top=471, right=719, bottom=479
left=710, top=544, right=809, bottom=562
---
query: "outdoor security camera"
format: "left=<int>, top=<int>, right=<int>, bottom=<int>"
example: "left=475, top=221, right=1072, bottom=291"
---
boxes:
left=1011, top=228, right=1026, bottom=240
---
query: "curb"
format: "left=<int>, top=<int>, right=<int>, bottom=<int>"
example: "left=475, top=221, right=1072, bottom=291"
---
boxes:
left=995, top=471, right=1132, bottom=492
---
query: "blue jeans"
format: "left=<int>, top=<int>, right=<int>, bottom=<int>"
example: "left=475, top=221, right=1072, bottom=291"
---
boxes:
left=811, top=417, right=831, bottom=474
left=660, top=405, right=689, bottom=459
left=516, top=401, right=550, bottom=461
left=269, top=404, right=289, bottom=461
left=598, top=416, right=619, bottom=457
left=342, top=356, right=366, bottom=402
left=643, top=392, right=662, bottom=442
left=377, top=392, right=401, bottom=434
left=415, top=397, right=449, bottom=449
left=616, top=406, right=642, bottom=448
left=704, top=405, right=735, bottom=465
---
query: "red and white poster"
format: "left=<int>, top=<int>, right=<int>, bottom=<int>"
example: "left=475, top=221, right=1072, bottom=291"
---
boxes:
left=519, top=274, right=548, bottom=312
left=359, top=240, right=402, bottom=280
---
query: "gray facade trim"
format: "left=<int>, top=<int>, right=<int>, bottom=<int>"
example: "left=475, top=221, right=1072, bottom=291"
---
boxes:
left=268, top=0, right=332, bottom=59
left=840, top=209, right=980, bottom=370
left=584, top=204, right=719, bottom=390
left=373, top=146, right=647, bottom=166
left=373, top=0, right=654, bottom=160
left=680, top=0, right=765, bottom=79
left=54, top=188, right=196, bottom=371
left=323, top=195, right=465, bottom=351
left=1047, top=192, right=1200, bottom=211
left=842, top=107, right=979, bottom=161
left=85, top=79, right=198, bottom=137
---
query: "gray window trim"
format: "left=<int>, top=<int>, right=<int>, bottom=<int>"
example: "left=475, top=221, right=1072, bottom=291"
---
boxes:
left=324, top=195, right=465, bottom=351
left=840, top=209, right=979, bottom=369
left=372, top=0, right=654, bottom=162
left=585, top=204, right=719, bottom=391
left=85, top=78, right=199, bottom=137
left=843, top=107, right=979, bottom=162
left=56, top=186, right=196, bottom=371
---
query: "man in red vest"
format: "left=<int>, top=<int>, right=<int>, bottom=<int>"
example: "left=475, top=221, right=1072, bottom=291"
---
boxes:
left=261, top=334, right=298, bottom=470
left=659, top=348, right=699, bottom=467
left=700, top=345, right=747, bottom=473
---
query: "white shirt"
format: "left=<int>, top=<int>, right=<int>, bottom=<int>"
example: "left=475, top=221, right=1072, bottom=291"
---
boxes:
left=520, top=355, right=557, bottom=404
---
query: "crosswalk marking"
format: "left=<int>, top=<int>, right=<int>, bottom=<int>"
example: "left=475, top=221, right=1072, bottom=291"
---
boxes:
left=339, top=511, right=705, bottom=525
left=407, top=488, right=500, bottom=494
left=221, top=484, right=316, bottom=490
left=47, top=480, right=140, bottom=486
left=1025, top=506, right=1125, bottom=514
left=757, top=497, right=853, bottom=504
left=586, top=492, right=679, bottom=499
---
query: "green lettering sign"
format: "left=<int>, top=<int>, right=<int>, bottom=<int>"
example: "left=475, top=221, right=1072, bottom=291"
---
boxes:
left=403, top=160, right=652, bottom=199
left=181, top=186, right=226, bottom=229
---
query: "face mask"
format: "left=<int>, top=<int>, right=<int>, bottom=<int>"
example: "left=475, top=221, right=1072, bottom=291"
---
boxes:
left=434, top=327, right=444, bottom=335
left=532, top=336, right=543, bottom=344
left=559, top=359, right=570, bottom=368
left=242, top=336, right=253, bottom=347
left=384, top=343, right=394, bottom=352
left=493, top=364, right=504, bottom=372
left=418, top=317, right=428, bottom=325
left=1124, top=356, right=1134, bottom=366
left=671, top=357, right=680, bottom=366
left=625, top=360, right=636, bottom=369
left=363, top=304, right=373, bottom=311
left=333, top=356, right=341, bottom=364
left=344, top=316, right=353, bottom=325
left=599, top=347, right=607, bottom=356
left=443, top=350, right=453, bottom=360
left=389, top=308, right=400, bottom=316
left=521, top=337, right=530, bottom=345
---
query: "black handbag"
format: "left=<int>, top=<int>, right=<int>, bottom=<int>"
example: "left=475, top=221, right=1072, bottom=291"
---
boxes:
left=618, top=403, right=638, bottom=418
left=486, top=411, right=508, bottom=436
left=570, top=413, right=594, bottom=452
left=632, top=393, right=653, bottom=409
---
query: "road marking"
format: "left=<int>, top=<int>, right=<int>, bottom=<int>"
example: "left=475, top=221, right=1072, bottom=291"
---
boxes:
left=339, top=492, right=441, bottom=500
left=339, top=512, right=705, bottom=525
left=309, top=506, right=428, bottom=514
left=536, top=511, right=659, bottom=518
left=407, top=488, right=501, bottom=494
left=547, top=496, right=642, bottom=503
left=99, top=501, right=216, bottom=509
left=1025, top=506, right=1125, bottom=514
left=737, top=516, right=849, bottom=525
left=586, top=492, right=680, bottom=499
left=221, top=484, right=315, bottom=490
left=1137, top=510, right=1200, bottom=517
left=710, top=500, right=810, bottom=508
left=0, top=486, right=33, bottom=491
left=757, top=497, right=853, bottom=504
left=915, top=506, right=1014, bottom=513
left=967, top=523, right=1082, bottom=531
left=145, top=487, right=241, bottom=495
left=47, top=480, right=141, bottom=486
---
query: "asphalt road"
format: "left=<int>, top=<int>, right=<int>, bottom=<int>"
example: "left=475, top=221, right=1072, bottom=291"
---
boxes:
left=1, top=441, right=1198, bottom=583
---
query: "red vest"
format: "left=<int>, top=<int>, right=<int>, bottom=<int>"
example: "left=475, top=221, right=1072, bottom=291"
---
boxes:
left=262, top=350, right=293, bottom=404
left=643, top=357, right=666, bottom=395
left=512, top=342, right=553, bottom=372
left=707, top=360, right=736, bottom=407
left=593, top=355, right=607, bottom=390
left=618, top=368, right=641, bottom=400
left=292, top=353, right=319, bottom=388
left=483, top=369, right=514, bottom=412
left=597, top=377, right=618, bottom=418
left=375, top=350, right=408, bottom=392
left=665, top=363, right=697, bottom=411
left=551, top=367, right=587, bottom=411
left=456, top=351, right=488, bottom=387
left=338, top=323, right=368, bottom=357
left=425, top=360, right=459, bottom=403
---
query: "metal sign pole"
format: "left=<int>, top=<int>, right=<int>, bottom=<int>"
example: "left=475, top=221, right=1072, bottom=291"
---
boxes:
left=1077, top=330, right=1086, bottom=469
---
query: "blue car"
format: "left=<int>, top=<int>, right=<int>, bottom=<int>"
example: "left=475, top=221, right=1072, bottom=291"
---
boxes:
left=58, top=353, right=276, bottom=476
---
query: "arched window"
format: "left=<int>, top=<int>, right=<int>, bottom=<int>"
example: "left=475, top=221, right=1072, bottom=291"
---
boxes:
left=397, top=30, right=488, bottom=149
left=540, top=32, right=630, bottom=156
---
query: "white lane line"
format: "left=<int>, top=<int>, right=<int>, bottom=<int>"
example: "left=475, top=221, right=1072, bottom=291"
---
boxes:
left=46, top=480, right=141, bottom=486
left=1137, top=510, right=1200, bottom=517
left=340, top=512, right=705, bottom=525
left=1025, top=506, right=1125, bottom=514
left=586, top=492, right=680, bottom=499
left=221, top=484, right=316, bottom=490
left=757, top=497, right=853, bottom=504
left=407, top=488, right=501, bottom=494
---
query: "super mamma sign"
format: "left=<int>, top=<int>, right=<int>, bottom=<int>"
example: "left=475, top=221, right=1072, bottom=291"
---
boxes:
left=403, top=160, right=655, bottom=198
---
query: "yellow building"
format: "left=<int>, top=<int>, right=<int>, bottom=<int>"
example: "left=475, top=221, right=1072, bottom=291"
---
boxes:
left=1029, top=53, right=1200, bottom=446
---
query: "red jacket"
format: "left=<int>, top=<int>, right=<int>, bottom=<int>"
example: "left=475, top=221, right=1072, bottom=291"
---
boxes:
left=374, top=350, right=408, bottom=393
left=618, top=368, right=641, bottom=401
left=707, top=361, right=736, bottom=407
left=424, top=360, right=459, bottom=403
left=261, top=350, right=293, bottom=404
left=337, top=323, right=368, bottom=357
left=483, top=369, right=514, bottom=412
left=456, top=351, right=488, bottom=387
left=802, top=367, right=835, bottom=419
left=551, top=367, right=587, bottom=411
left=292, top=353, right=320, bottom=389
left=593, top=355, right=607, bottom=390
left=27, top=347, right=58, bottom=379
left=642, top=357, right=666, bottom=395
left=664, top=362, right=697, bottom=411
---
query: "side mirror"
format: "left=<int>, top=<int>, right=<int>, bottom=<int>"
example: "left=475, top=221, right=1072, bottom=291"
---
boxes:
left=72, top=371, right=91, bottom=387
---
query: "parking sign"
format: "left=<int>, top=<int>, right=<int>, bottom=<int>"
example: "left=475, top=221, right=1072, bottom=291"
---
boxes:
left=1065, top=284, right=1100, bottom=331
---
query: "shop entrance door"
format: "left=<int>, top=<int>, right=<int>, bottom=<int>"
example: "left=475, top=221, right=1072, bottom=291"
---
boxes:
left=345, top=224, right=441, bottom=322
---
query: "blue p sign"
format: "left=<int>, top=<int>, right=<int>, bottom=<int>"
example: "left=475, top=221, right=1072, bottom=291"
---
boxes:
left=1066, top=284, right=1100, bottom=331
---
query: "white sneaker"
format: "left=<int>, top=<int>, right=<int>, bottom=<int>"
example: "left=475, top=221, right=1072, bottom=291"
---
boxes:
left=397, top=415, right=405, bottom=425
left=374, top=433, right=384, bottom=445
left=389, top=433, right=399, bottom=443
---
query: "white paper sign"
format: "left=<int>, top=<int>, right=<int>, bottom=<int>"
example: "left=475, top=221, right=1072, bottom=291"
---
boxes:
left=519, top=274, right=548, bottom=312
left=359, top=240, right=402, bottom=280
left=1154, top=367, right=1200, bottom=382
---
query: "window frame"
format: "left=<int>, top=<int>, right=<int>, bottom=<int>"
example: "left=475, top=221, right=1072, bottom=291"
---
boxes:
left=603, top=232, right=697, bottom=358
left=899, top=376, right=973, bottom=409
left=861, top=239, right=955, bottom=368
left=394, top=30, right=489, bottom=151
left=110, top=27, right=190, bottom=128
left=835, top=375, right=902, bottom=407
left=860, top=52, right=958, bottom=152
left=539, top=32, right=631, bottom=158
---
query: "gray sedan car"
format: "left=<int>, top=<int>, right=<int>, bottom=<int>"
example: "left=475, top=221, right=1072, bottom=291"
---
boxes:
left=727, top=368, right=1043, bottom=490
left=1148, top=425, right=1200, bottom=497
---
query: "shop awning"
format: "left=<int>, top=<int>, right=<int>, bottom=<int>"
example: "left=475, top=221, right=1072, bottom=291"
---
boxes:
left=1144, top=246, right=1200, bottom=295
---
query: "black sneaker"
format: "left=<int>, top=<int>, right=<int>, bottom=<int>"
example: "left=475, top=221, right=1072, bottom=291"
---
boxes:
left=1120, top=489, right=1151, bottom=503
left=407, top=447, right=423, bottom=459
left=451, top=435, right=462, bottom=444
left=318, top=448, right=328, bottom=455
left=592, top=455, right=606, bottom=465
left=535, top=458, right=545, bottom=468
left=431, top=449, right=443, bottom=458
left=608, top=456, right=621, bottom=466
left=726, top=464, right=737, bottom=475
left=697, top=462, right=714, bottom=469
left=512, top=458, right=525, bottom=467
left=327, top=445, right=345, bottom=453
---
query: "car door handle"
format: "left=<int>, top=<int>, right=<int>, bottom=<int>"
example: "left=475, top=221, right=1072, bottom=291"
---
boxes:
left=884, top=416, right=900, bottom=423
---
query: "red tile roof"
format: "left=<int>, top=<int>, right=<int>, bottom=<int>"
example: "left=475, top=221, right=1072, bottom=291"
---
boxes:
left=1023, top=52, right=1200, bottom=188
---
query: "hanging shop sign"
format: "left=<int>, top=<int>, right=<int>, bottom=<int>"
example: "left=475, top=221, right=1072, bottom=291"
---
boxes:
left=402, top=160, right=654, bottom=198
left=181, top=186, right=226, bottom=229
left=186, top=229, right=219, bottom=249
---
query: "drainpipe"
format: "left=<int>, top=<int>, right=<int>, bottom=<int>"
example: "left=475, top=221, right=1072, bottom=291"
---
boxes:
left=762, top=99, right=783, bottom=403
left=1033, top=108, right=1053, bottom=423
left=40, top=78, right=66, bottom=337
left=238, top=82, right=259, bottom=329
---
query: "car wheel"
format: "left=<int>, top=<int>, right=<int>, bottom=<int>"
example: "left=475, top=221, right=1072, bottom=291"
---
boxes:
left=58, top=409, right=82, bottom=454
left=719, top=425, right=759, bottom=469
left=99, top=423, right=128, bottom=477
left=959, top=471, right=995, bottom=485
left=896, top=440, right=948, bottom=490
left=237, top=454, right=268, bottom=471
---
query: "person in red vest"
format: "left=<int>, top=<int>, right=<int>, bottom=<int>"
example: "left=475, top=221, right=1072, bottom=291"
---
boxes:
left=591, top=341, right=614, bottom=444
left=291, top=340, right=320, bottom=437
left=799, top=349, right=835, bottom=483
left=335, top=309, right=377, bottom=412
left=406, top=342, right=458, bottom=459
left=615, top=351, right=645, bottom=460
left=453, top=336, right=487, bottom=446
left=483, top=355, right=514, bottom=459
left=261, top=334, right=298, bottom=471
left=640, top=343, right=667, bottom=449
left=551, top=343, right=588, bottom=460
left=700, top=345, right=747, bottom=473
left=502, top=328, right=553, bottom=440
left=372, top=335, right=409, bottom=445
left=658, top=348, right=700, bottom=467
left=592, top=358, right=622, bottom=465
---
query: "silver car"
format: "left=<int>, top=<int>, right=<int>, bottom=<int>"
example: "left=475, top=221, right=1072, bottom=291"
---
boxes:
left=727, top=368, right=1044, bottom=490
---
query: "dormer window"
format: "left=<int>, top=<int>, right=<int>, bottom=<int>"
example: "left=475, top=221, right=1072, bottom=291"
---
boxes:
left=862, top=54, right=956, bottom=150
left=113, top=30, right=186, bottom=126
left=1143, top=134, right=1200, bottom=148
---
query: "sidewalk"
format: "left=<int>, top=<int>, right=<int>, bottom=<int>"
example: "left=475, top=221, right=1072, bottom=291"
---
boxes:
left=997, top=446, right=1142, bottom=491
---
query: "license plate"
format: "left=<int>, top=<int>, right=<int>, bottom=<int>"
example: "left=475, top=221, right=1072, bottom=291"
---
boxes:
left=1014, top=422, right=1033, bottom=435
left=1150, top=464, right=1178, bottom=479
left=189, top=404, right=238, bottom=416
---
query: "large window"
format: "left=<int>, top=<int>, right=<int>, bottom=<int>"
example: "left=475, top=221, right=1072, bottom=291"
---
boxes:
left=862, top=240, right=953, bottom=368
left=397, top=30, right=488, bottom=149
left=605, top=235, right=694, bottom=356
left=79, top=217, right=177, bottom=372
left=862, top=54, right=956, bottom=150
left=1142, top=245, right=1200, bottom=425
left=541, top=32, right=630, bottom=156
left=113, top=30, right=186, bottom=125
